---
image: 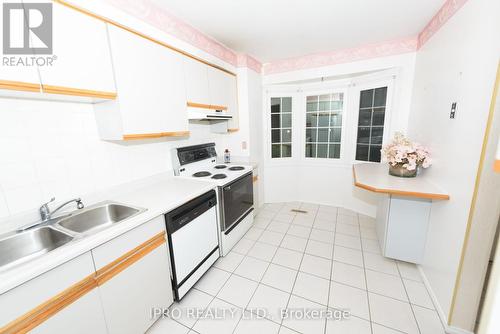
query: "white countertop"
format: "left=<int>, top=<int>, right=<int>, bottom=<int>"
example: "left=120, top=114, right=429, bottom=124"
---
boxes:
left=0, top=174, right=215, bottom=294
left=353, top=163, right=449, bottom=200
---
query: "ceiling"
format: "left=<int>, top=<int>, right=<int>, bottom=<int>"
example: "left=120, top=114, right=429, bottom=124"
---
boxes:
left=151, top=0, right=445, bottom=63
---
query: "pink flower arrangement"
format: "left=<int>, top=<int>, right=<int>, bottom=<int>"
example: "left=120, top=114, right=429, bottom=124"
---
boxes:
left=381, top=132, right=432, bottom=171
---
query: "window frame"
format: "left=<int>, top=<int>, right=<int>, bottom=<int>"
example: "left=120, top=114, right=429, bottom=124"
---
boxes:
left=264, top=74, right=395, bottom=167
left=351, top=78, right=394, bottom=163
left=301, top=87, right=349, bottom=162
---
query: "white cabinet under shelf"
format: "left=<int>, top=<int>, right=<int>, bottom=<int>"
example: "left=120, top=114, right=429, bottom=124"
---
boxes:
left=92, top=216, right=173, bottom=334
left=94, top=24, right=189, bottom=140
left=0, top=253, right=107, bottom=334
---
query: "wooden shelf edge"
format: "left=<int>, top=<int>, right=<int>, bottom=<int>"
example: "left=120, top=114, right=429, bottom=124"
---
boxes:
left=494, top=159, right=500, bottom=173
left=227, top=128, right=239, bottom=133
left=0, top=80, right=41, bottom=93
left=187, top=101, right=228, bottom=111
left=54, top=0, right=236, bottom=77
left=42, top=84, right=117, bottom=100
left=352, top=166, right=450, bottom=200
left=123, top=131, right=190, bottom=140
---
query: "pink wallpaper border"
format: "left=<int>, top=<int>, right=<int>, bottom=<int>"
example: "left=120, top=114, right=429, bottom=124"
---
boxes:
left=263, top=37, right=419, bottom=75
left=103, top=0, right=467, bottom=75
left=417, top=0, right=469, bottom=48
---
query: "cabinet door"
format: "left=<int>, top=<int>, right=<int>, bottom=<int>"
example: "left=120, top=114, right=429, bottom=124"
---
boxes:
left=0, top=252, right=107, bottom=334
left=36, top=2, right=115, bottom=93
left=184, top=57, right=210, bottom=105
left=208, top=67, right=231, bottom=108
left=92, top=216, right=173, bottom=334
left=107, top=25, right=188, bottom=136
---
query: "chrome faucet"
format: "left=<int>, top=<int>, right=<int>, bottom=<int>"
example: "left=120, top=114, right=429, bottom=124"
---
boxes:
left=39, top=197, right=85, bottom=223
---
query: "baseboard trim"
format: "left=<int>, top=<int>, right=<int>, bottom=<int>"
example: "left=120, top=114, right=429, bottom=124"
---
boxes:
left=417, top=265, right=475, bottom=334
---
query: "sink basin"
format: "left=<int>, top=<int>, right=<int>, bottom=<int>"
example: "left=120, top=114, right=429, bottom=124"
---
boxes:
left=56, top=203, right=142, bottom=234
left=0, top=226, right=73, bottom=269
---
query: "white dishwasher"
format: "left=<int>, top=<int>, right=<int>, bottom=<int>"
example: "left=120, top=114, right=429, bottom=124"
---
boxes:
left=165, top=190, right=220, bottom=300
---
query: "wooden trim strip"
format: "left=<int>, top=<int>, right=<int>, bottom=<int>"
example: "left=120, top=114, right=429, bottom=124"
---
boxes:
left=352, top=166, right=450, bottom=200
left=95, top=232, right=166, bottom=286
left=448, top=61, right=500, bottom=324
left=123, top=131, right=190, bottom=140
left=41, top=84, right=117, bottom=100
left=54, top=0, right=236, bottom=77
left=252, top=175, right=258, bottom=183
left=0, top=80, right=41, bottom=93
left=187, top=101, right=228, bottom=111
left=227, top=128, right=239, bottom=133
left=0, top=274, right=97, bottom=334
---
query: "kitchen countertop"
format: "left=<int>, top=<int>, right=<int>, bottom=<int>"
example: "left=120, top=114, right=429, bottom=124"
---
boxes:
left=0, top=173, right=216, bottom=294
left=353, top=163, right=450, bottom=200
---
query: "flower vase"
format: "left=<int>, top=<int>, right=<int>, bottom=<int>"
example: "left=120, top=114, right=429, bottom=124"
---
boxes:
left=388, top=164, right=417, bottom=178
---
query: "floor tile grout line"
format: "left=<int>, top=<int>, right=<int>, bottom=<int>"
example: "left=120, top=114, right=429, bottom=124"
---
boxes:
left=279, top=203, right=319, bottom=328
left=358, top=213, right=375, bottom=334
left=322, top=207, right=339, bottom=334
left=396, top=263, right=423, bottom=334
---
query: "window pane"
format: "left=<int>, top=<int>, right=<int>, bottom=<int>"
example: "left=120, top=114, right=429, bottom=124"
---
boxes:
left=358, top=109, right=372, bottom=126
left=331, top=100, right=343, bottom=110
left=318, top=128, right=329, bottom=142
left=271, top=114, right=280, bottom=128
left=374, top=87, right=387, bottom=107
left=306, top=96, right=318, bottom=111
left=282, top=97, right=292, bottom=112
left=319, top=95, right=330, bottom=111
left=282, top=113, right=292, bottom=127
left=306, top=113, right=318, bottom=127
left=282, top=129, right=292, bottom=143
left=357, top=127, right=370, bottom=144
left=356, top=144, right=369, bottom=161
left=371, top=127, right=384, bottom=145
left=329, top=144, right=341, bottom=159
left=306, top=128, right=317, bottom=142
left=271, top=129, right=280, bottom=143
left=270, top=97, right=292, bottom=159
left=272, top=144, right=281, bottom=158
left=305, top=144, right=316, bottom=157
left=330, top=112, right=342, bottom=126
left=317, top=144, right=328, bottom=158
left=356, top=87, right=387, bottom=161
left=360, top=89, right=373, bottom=108
left=329, top=127, right=341, bottom=143
left=282, top=144, right=292, bottom=157
left=372, top=108, right=385, bottom=126
left=318, top=113, right=329, bottom=127
left=271, top=98, right=281, bottom=113
left=369, top=145, right=382, bottom=162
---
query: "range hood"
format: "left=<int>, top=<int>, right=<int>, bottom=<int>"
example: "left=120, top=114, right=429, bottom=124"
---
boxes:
left=187, top=102, right=232, bottom=121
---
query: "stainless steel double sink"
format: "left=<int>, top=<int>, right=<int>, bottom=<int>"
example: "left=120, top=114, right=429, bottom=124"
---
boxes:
left=0, top=202, right=146, bottom=271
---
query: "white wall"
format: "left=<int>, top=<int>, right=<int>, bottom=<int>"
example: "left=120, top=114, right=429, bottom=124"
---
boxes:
left=262, top=53, right=416, bottom=216
left=408, top=0, right=500, bottom=328
left=0, top=1, right=253, bottom=233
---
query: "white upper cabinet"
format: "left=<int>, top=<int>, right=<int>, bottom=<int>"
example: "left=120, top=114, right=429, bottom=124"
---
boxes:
left=184, top=57, right=210, bottom=105
left=36, top=2, right=115, bottom=94
left=94, top=24, right=188, bottom=140
left=208, top=67, right=232, bottom=109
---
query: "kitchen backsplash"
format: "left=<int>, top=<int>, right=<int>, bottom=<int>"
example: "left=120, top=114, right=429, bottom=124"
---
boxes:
left=0, top=98, right=245, bottom=226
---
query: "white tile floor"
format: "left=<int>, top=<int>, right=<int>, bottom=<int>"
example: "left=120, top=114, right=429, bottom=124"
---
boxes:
left=148, top=202, right=446, bottom=334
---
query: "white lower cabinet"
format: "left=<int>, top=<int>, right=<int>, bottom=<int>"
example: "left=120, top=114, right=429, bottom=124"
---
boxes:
left=0, top=216, right=174, bottom=334
left=0, top=252, right=108, bottom=334
left=92, top=216, right=173, bottom=334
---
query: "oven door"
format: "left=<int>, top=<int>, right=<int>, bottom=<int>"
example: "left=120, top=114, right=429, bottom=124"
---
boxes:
left=222, top=172, right=254, bottom=232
